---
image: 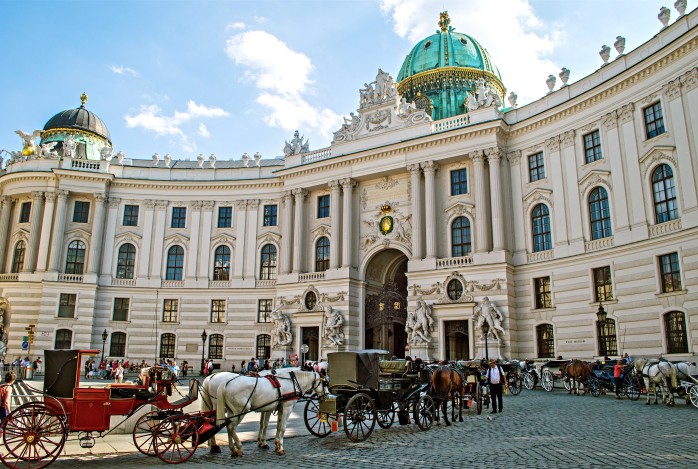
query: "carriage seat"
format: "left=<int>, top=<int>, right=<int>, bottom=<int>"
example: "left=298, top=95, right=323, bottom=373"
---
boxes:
left=109, top=386, right=155, bottom=400
left=379, top=360, right=409, bottom=375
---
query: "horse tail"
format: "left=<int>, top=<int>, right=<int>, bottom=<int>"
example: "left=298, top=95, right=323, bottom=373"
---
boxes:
left=216, top=379, right=228, bottom=424
left=670, top=363, right=678, bottom=389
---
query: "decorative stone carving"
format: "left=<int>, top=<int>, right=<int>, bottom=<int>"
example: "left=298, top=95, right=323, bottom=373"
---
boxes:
left=409, top=283, right=443, bottom=297
left=675, top=0, right=687, bottom=16
left=545, top=75, right=556, bottom=94
left=406, top=299, right=434, bottom=345
left=473, top=297, right=505, bottom=342
left=642, top=93, right=658, bottom=105
left=599, top=45, right=611, bottom=66
left=163, top=153, right=172, bottom=167
left=191, top=201, right=203, bottom=210
left=467, top=278, right=505, bottom=292
left=117, top=151, right=125, bottom=164
left=420, top=160, right=439, bottom=174
left=156, top=200, right=169, bottom=209
left=39, top=142, right=59, bottom=158
left=153, top=153, right=161, bottom=166
left=465, top=77, right=503, bottom=111
left=470, top=150, right=485, bottom=164
left=375, top=176, right=398, bottom=190
left=444, top=202, right=475, bottom=220
left=545, top=136, right=560, bottom=153
left=507, top=150, right=521, bottom=166
left=360, top=201, right=412, bottom=251
left=144, top=200, right=157, bottom=209
left=663, top=79, right=682, bottom=100
left=241, top=153, right=250, bottom=167
left=209, top=154, right=217, bottom=168
left=602, top=111, right=618, bottom=130
left=559, top=68, right=570, bottom=86
left=658, top=6, right=671, bottom=29
left=101, top=146, right=113, bottom=162
left=254, top=152, right=262, bottom=166
left=15, top=130, right=42, bottom=157
left=360, top=188, right=367, bottom=210
left=64, top=135, right=77, bottom=158
left=197, top=153, right=205, bottom=167
left=640, top=151, right=679, bottom=179
left=438, top=271, right=474, bottom=304
left=680, top=67, right=698, bottom=91
left=618, top=103, right=635, bottom=124
left=561, top=130, right=575, bottom=149
left=581, top=172, right=612, bottom=195
left=614, top=36, right=626, bottom=56
left=247, top=199, right=260, bottom=210
left=322, top=305, right=344, bottom=346
left=524, top=191, right=553, bottom=212
left=283, top=130, right=310, bottom=157
left=270, top=304, right=292, bottom=346
left=486, top=147, right=503, bottom=163
left=508, top=91, right=518, bottom=108
left=235, top=200, right=247, bottom=209
left=108, top=197, right=121, bottom=208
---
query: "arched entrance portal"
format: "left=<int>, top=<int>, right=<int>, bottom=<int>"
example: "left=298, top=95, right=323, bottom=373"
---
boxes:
left=364, top=249, right=408, bottom=357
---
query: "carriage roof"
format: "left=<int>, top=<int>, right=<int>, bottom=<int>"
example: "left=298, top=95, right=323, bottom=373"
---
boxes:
left=43, top=349, right=98, bottom=398
left=541, top=359, right=571, bottom=369
left=328, top=350, right=389, bottom=389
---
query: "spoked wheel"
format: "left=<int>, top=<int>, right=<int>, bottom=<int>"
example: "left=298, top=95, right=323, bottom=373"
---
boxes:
left=343, top=393, right=376, bottom=442
left=303, top=399, right=332, bottom=437
left=541, top=370, right=554, bottom=392
left=413, top=395, right=434, bottom=431
left=475, top=383, right=483, bottom=415
left=0, top=402, right=66, bottom=469
left=689, top=386, right=698, bottom=409
left=133, top=411, right=171, bottom=456
left=508, top=376, right=522, bottom=396
left=563, top=377, right=572, bottom=391
left=153, top=415, right=200, bottom=464
left=376, top=402, right=396, bottom=429
left=522, top=373, right=535, bottom=390
left=623, top=375, right=642, bottom=401
left=588, top=377, right=601, bottom=397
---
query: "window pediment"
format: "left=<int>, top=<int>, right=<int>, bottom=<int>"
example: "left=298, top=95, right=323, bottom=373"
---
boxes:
left=523, top=188, right=553, bottom=213
left=578, top=170, right=612, bottom=196
left=311, top=224, right=331, bottom=239
left=211, top=233, right=236, bottom=246
left=64, top=228, right=92, bottom=239
left=639, top=146, right=677, bottom=179
left=443, top=202, right=475, bottom=219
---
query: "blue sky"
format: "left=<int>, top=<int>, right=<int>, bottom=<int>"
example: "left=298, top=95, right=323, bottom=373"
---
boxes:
left=0, top=0, right=686, bottom=162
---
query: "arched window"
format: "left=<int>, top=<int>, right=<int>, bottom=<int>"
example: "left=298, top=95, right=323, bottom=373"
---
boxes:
left=256, top=334, right=271, bottom=361
left=65, top=240, right=86, bottom=274
left=166, top=246, right=184, bottom=280
left=116, top=243, right=136, bottom=279
left=451, top=216, right=472, bottom=257
left=55, top=329, right=72, bottom=350
left=536, top=324, right=554, bottom=358
left=588, top=187, right=612, bottom=240
left=160, top=333, right=176, bottom=358
left=259, top=244, right=277, bottom=280
left=315, top=237, right=330, bottom=272
left=531, top=204, right=552, bottom=252
left=213, top=245, right=231, bottom=281
left=665, top=311, right=688, bottom=354
left=597, top=318, right=618, bottom=356
left=652, top=164, right=678, bottom=223
left=11, top=240, right=25, bottom=273
left=110, top=332, right=126, bottom=357
left=209, top=334, right=224, bottom=359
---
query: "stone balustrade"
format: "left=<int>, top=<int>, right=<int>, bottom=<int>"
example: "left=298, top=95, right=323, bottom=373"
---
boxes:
left=298, top=272, right=326, bottom=282
left=436, top=256, right=474, bottom=269
left=58, top=273, right=83, bottom=283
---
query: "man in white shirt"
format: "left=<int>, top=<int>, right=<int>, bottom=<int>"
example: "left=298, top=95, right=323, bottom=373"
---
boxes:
left=486, top=359, right=507, bottom=414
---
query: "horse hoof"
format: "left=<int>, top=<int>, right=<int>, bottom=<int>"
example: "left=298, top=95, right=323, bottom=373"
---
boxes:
left=646, top=402, right=650, bottom=405
left=231, top=452, right=243, bottom=458
left=210, top=445, right=221, bottom=454
left=276, top=449, right=286, bottom=456
left=445, top=421, right=451, bottom=426
left=258, top=443, right=269, bottom=450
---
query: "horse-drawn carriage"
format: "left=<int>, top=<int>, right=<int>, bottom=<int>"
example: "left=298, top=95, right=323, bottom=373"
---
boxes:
left=590, top=360, right=642, bottom=400
left=540, top=359, right=572, bottom=392
left=0, top=349, right=202, bottom=468
left=304, top=350, right=434, bottom=442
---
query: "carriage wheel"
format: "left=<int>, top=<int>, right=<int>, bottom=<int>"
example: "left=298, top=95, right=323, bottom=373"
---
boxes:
left=475, top=383, right=483, bottom=415
left=689, top=386, right=698, bottom=409
left=522, top=372, right=535, bottom=390
left=376, top=402, right=395, bottom=429
left=133, top=411, right=174, bottom=456
left=0, top=402, right=66, bottom=469
left=508, top=376, right=522, bottom=396
left=153, top=415, right=200, bottom=464
left=413, top=395, right=434, bottom=431
left=622, top=375, right=641, bottom=401
left=541, top=370, right=554, bottom=392
left=343, top=393, right=376, bottom=442
left=588, top=377, right=601, bottom=397
left=303, top=399, right=332, bottom=437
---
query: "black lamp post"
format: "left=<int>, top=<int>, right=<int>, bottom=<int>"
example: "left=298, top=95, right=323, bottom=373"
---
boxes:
left=200, top=330, right=208, bottom=376
left=100, top=329, right=108, bottom=376
left=596, top=303, right=607, bottom=357
left=482, top=321, right=490, bottom=363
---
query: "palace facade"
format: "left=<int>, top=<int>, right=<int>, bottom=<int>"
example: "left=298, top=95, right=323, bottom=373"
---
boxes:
left=1, top=10, right=697, bottom=367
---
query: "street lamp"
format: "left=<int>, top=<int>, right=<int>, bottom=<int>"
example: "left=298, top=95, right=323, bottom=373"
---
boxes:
left=482, top=321, right=490, bottom=363
left=100, top=329, right=108, bottom=377
left=200, top=330, right=208, bottom=376
left=596, top=303, right=607, bottom=358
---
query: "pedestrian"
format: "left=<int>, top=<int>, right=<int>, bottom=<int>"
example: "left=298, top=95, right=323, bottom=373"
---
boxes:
left=240, top=361, right=246, bottom=375
left=623, top=353, right=632, bottom=365
left=614, top=359, right=624, bottom=400
left=181, top=360, right=188, bottom=377
left=247, top=358, right=256, bottom=373
left=114, top=363, right=124, bottom=384
left=231, top=364, right=236, bottom=373
left=1, top=371, right=17, bottom=421
left=485, top=359, right=507, bottom=414
left=263, top=359, right=270, bottom=370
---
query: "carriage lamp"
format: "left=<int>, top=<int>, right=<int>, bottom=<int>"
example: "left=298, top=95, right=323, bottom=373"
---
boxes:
left=200, top=330, right=208, bottom=376
left=596, top=303, right=608, bottom=357
left=482, top=321, right=490, bottom=363
left=100, top=329, right=108, bottom=372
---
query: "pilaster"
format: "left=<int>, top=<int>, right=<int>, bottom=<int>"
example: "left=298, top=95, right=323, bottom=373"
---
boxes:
left=100, top=197, right=120, bottom=279
left=486, top=148, right=505, bottom=251
left=187, top=201, right=202, bottom=280
left=36, top=192, right=57, bottom=272
left=244, top=199, right=260, bottom=279
left=329, top=180, right=342, bottom=269
left=47, top=190, right=69, bottom=273
left=233, top=200, right=247, bottom=278
left=0, top=196, right=12, bottom=272
left=198, top=201, right=214, bottom=280
left=408, top=164, right=423, bottom=260
left=22, top=191, right=44, bottom=273
left=138, top=200, right=156, bottom=280
left=280, top=192, right=293, bottom=275
left=421, top=161, right=439, bottom=258
left=340, top=179, right=355, bottom=268
left=472, top=151, right=488, bottom=253
left=86, top=193, right=107, bottom=277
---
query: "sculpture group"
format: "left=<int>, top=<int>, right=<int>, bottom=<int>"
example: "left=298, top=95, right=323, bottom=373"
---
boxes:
left=465, top=78, right=503, bottom=112
left=406, top=300, right=434, bottom=344
left=473, top=296, right=505, bottom=342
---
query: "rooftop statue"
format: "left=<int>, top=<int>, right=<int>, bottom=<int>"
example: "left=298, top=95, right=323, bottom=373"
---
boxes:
left=64, top=135, right=77, bottom=158
left=359, top=69, right=398, bottom=108
left=283, top=130, right=310, bottom=157
left=39, top=141, right=59, bottom=158
left=15, top=130, right=43, bottom=157
left=465, top=78, right=502, bottom=112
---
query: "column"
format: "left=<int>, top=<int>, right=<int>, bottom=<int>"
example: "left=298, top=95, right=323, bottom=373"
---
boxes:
left=507, top=152, right=526, bottom=255
left=421, top=161, right=439, bottom=258
left=138, top=200, right=156, bottom=278
left=292, top=188, right=307, bottom=273
left=233, top=200, right=247, bottom=278
left=22, top=191, right=44, bottom=273
left=48, top=190, right=69, bottom=272
left=486, top=148, right=505, bottom=251
left=280, top=191, right=293, bottom=274
left=603, top=111, right=630, bottom=232
left=547, top=136, right=570, bottom=245
left=560, top=132, right=583, bottom=243
left=340, top=179, right=355, bottom=268
left=86, top=193, right=107, bottom=275
left=408, top=165, right=423, bottom=259
left=198, top=201, right=214, bottom=279
left=35, top=192, right=57, bottom=272
left=472, top=151, right=488, bottom=253
left=243, top=200, right=259, bottom=279
left=100, top=198, right=120, bottom=276
left=187, top=201, right=202, bottom=279
left=329, top=180, right=341, bottom=269
left=149, top=201, right=168, bottom=279
left=0, top=196, right=12, bottom=272
left=617, top=104, right=646, bottom=229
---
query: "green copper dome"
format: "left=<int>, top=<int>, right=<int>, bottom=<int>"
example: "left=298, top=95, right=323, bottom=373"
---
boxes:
left=397, top=12, right=505, bottom=121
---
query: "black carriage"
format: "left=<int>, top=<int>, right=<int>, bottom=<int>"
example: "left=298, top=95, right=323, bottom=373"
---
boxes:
left=455, top=360, right=487, bottom=414
left=590, top=360, right=642, bottom=400
left=303, top=350, right=434, bottom=442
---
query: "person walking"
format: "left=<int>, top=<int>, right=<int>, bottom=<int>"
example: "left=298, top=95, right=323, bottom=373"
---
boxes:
left=614, top=359, right=624, bottom=399
left=1, top=371, right=17, bottom=421
left=114, top=363, right=124, bottom=384
left=485, top=359, right=507, bottom=414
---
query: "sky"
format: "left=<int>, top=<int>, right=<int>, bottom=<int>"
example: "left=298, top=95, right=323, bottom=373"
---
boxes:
left=0, top=0, right=689, bottom=162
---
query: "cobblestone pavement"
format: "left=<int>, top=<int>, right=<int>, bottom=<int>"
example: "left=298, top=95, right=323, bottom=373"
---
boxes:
left=46, top=389, right=697, bottom=469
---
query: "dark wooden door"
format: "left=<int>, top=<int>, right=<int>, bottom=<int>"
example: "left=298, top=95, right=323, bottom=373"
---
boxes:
left=365, top=281, right=407, bottom=357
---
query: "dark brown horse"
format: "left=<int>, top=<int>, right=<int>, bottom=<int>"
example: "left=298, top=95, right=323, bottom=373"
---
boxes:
left=564, top=359, right=592, bottom=395
left=430, top=363, right=465, bottom=425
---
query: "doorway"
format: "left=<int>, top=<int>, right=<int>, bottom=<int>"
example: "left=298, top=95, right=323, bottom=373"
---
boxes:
left=301, top=327, right=319, bottom=362
left=444, top=320, right=470, bottom=361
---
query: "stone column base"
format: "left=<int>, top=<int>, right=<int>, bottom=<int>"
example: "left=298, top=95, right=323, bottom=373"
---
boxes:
left=475, top=338, right=503, bottom=360
left=407, top=343, right=432, bottom=361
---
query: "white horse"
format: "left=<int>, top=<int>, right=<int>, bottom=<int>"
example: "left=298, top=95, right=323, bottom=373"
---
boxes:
left=215, top=370, right=325, bottom=456
left=674, top=361, right=698, bottom=405
left=635, top=358, right=678, bottom=406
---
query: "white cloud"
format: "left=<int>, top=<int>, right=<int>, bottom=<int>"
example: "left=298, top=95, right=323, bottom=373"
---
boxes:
left=226, top=21, right=246, bottom=30
left=225, top=30, right=340, bottom=138
left=198, top=123, right=210, bottom=138
left=109, top=65, right=139, bottom=77
left=380, top=0, right=565, bottom=105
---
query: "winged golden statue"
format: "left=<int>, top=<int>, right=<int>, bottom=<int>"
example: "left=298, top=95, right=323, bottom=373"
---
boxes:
left=15, top=129, right=44, bottom=156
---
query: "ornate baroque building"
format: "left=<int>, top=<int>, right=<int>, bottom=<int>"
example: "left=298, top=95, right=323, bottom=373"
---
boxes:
left=0, top=10, right=697, bottom=366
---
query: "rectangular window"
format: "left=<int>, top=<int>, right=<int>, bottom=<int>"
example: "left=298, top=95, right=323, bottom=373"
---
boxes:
left=450, top=168, right=468, bottom=196
left=123, top=205, right=139, bottom=226
left=583, top=130, right=602, bottom=164
left=162, top=299, right=179, bottom=322
left=534, top=276, right=552, bottom=309
left=593, top=266, right=613, bottom=302
left=19, top=202, right=31, bottom=223
left=112, top=298, right=130, bottom=321
left=528, top=152, right=546, bottom=182
left=218, top=206, right=232, bottom=228
left=659, top=252, right=682, bottom=293
left=263, top=204, right=277, bottom=226
left=258, top=299, right=273, bottom=323
left=317, top=195, right=330, bottom=218
left=171, top=207, right=187, bottom=228
left=644, top=102, right=665, bottom=139
left=211, top=299, right=226, bottom=323
left=73, top=201, right=90, bottom=223
left=58, top=293, right=77, bottom=318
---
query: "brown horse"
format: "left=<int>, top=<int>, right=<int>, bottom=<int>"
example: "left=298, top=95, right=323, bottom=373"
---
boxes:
left=430, top=363, right=465, bottom=425
left=564, top=359, right=592, bottom=395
